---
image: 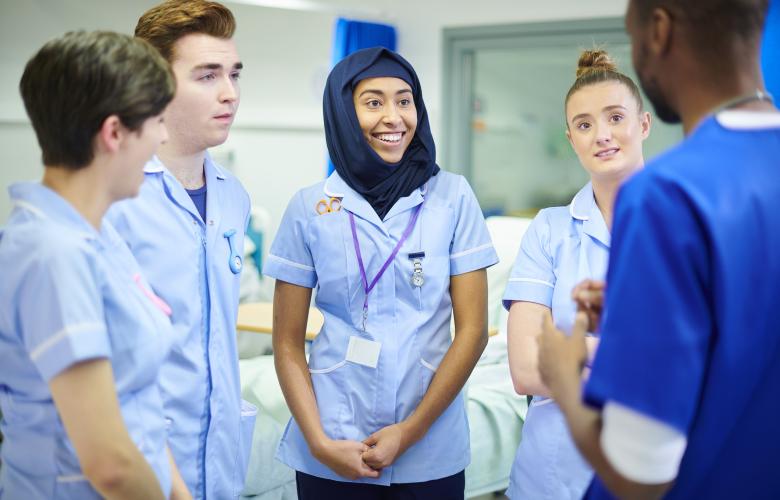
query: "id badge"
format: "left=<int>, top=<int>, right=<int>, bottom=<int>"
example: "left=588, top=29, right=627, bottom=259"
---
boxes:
left=346, top=336, right=381, bottom=369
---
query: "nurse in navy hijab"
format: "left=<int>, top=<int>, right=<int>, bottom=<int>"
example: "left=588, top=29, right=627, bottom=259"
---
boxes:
left=265, top=47, right=498, bottom=499
left=324, top=47, right=440, bottom=220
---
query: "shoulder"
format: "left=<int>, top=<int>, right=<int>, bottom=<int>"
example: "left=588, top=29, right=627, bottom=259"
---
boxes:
left=425, top=171, right=475, bottom=210
left=284, top=179, right=330, bottom=221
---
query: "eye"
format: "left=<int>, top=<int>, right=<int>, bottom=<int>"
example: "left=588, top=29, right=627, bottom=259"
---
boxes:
left=366, top=99, right=382, bottom=109
left=199, top=73, right=217, bottom=81
left=230, top=71, right=241, bottom=81
left=399, top=98, right=412, bottom=107
left=610, top=113, right=624, bottom=123
left=576, top=121, right=591, bottom=131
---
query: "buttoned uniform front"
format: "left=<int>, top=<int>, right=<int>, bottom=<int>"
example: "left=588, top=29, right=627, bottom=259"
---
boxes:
left=264, top=170, right=498, bottom=485
left=0, top=183, right=173, bottom=499
left=106, top=154, right=257, bottom=499
left=502, top=182, right=609, bottom=499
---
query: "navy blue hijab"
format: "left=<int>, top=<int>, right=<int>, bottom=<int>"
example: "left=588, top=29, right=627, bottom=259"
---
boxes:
left=324, top=47, right=439, bottom=220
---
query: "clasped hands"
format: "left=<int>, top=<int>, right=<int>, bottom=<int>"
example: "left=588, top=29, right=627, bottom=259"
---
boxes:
left=313, top=422, right=415, bottom=480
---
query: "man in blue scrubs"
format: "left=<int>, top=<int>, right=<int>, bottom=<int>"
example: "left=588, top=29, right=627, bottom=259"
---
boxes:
left=535, top=0, right=780, bottom=498
left=107, top=1, right=256, bottom=497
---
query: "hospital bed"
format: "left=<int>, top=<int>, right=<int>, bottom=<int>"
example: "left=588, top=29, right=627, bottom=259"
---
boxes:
left=237, top=215, right=532, bottom=499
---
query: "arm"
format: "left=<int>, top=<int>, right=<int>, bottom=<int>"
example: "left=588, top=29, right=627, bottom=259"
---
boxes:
left=362, top=268, right=489, bottom=470
left=507, top=301, right=599, bottom=398
left=537, top=312, right=673, bottom=499
left=49, top=359, right=165, bottom=499
left=168, top=447, right=191, bottom=500
left=272, top=280, right=378, bottom=480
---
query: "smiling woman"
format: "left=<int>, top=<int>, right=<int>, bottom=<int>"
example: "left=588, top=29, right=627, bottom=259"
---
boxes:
left=352, top=77, right=417, bottom=164
left=265, top=47, right=498, bottom=500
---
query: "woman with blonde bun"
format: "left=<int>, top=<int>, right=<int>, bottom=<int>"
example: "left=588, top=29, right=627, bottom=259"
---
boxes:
left=502, top=49, right=651, bottom=499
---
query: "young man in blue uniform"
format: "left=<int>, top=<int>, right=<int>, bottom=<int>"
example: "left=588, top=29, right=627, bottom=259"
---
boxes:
left=535, top=0, right=780, bottom=498
left=106, top=1, right=256, bottom=497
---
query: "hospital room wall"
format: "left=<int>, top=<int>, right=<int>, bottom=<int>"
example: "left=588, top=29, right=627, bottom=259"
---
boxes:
left=0, top=0, right=627, bottom=251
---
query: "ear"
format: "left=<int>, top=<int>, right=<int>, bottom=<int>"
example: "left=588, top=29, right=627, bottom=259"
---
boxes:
left=649, top=7, right=674, bottom=57
left=640, top=111, right=652, bottom=139
left=565, top=127, right=574, bottom=147
left=95, top=115, right=124, bottom=155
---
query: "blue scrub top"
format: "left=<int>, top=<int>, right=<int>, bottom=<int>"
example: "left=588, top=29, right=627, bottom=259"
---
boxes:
left=502, top=182, right=606, bottom=499
left=264, top=170, right=498, bottom=485
left=583, top=113, right=780, bottom=499
left=106, top=154, right=256, bottom=499
left=0, top=182, right=173, bottom=499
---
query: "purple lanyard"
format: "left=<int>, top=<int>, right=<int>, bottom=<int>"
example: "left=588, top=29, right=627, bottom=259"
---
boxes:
left=348, top=203, right=423, bottom=331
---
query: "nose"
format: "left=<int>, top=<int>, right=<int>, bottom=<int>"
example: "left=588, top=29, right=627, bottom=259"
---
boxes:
left=382, top=102, right=402, bottom=127
left=219, top=75, right=239, bottom=103
left=594, top=121, right=612, bottom=144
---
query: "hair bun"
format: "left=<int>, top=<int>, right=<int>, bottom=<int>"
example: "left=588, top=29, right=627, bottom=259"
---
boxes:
left=576, top=49, right=617, bottom=79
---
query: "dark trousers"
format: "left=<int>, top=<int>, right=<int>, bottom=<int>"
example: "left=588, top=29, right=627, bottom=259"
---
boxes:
left=296, top=470, right=466, bottom=500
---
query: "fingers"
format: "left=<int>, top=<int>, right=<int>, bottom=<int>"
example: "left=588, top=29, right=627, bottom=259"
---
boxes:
left=363, top=433, right=378, bottom=447
left=572, top=311, right=588, bottom=341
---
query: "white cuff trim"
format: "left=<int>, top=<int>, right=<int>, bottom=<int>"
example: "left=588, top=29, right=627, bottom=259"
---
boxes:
left=601, top=401, right=687, bottom=484
left=450, top=243, right=493, bottom=260
left=267, top=253, right=315, bottom=272
left=507, top=277, right=555, bottom=288
left=29, top=322, right=106, bottom=361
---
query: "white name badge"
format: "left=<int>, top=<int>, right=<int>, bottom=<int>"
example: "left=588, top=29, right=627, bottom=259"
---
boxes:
left=346, top=336, right=381, bottom=369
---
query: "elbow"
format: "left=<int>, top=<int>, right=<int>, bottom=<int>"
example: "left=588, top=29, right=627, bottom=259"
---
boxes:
left=81, top=448, right=136, bottom=494
left=512, top=377, right=532, bottom=396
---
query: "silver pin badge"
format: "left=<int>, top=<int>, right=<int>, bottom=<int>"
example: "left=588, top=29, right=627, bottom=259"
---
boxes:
left=409, top=252, right=425, bottom=288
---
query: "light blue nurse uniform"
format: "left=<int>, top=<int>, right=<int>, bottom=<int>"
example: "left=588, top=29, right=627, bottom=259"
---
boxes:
left=502, top=182, right=608, bottom=499
left=264, top=170, right=498, bottom=485
left=106, top=154, right=257, bottom=499
left=0, top=182, right=173, bottom=499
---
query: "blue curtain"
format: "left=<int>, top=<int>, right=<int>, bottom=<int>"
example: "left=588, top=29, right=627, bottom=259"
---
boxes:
left=763, top=0, right=780, bottom=99
left=327, top=18, right=397, bottom=175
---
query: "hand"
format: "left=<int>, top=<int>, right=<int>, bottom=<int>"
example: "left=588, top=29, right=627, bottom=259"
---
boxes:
left=312, top=438, right=380, bottom=480
left=537, top=312, right=588, bottom=400
left=362, top=423, right=414, bottom=471
left=571, top=279, right=606, bottom=333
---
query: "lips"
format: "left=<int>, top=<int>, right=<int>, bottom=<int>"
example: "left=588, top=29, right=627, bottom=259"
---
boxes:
left=373, top=132, right=405, bottom=144
left=214, top=113, right=233, bottom=121
left=595, top=147, right=620, bottom=158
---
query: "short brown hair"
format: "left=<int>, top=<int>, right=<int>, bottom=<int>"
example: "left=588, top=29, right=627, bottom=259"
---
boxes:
left=19, top=31, right=175, bottom=169
left=135, top=0, right=236, bottom=61
left=565, top=49, right=644, bottom=119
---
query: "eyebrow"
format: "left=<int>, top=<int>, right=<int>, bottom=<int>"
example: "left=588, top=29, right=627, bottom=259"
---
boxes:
left=358, top=88, right=413, bottom=98
left=191, top=62, right=244, bottom=73
left=570, top=104, right=629, bottom=123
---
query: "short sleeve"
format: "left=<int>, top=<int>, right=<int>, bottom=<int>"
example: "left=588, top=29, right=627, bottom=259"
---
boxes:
left=263, top=190, right=317, bottom=288
left=449, top=176, right=499, bottom=276
left=584, top=174, right=711, bottom=434
left=502, top=209, right=555, bottom=310
left=19, top=243, right=111, bottom=381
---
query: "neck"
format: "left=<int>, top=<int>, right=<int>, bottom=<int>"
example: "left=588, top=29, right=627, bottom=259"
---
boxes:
left=675, top=60, right=771, bottom=135
left=41, top=166, right=112, bottom=231
left=591, top=168, right=640, bottom=232
left=157, top=140, right=207, bottom=189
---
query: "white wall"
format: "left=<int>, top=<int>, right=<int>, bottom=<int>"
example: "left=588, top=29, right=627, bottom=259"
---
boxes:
left=0, top=0, right=628, bottom=248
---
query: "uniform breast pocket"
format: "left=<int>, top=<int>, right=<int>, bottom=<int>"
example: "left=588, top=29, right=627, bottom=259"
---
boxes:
left=308, top=214, right=352, bottom=312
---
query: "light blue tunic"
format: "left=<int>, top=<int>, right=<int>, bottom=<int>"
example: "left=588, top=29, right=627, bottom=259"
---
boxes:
left=0, top=182, right=173, bottom=499
left=106, top=154, right=256, bottom=499
left=264, top=171, right=498, bottom=485
left=502, top=182, right=609, bottom=499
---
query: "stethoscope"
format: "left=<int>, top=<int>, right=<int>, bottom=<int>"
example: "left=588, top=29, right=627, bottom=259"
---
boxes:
left=223, top=229, right=243, bottom=274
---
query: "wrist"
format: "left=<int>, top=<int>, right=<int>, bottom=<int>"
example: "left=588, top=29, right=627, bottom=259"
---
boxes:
left=399, top=418, right=426, bottom=447
left=308, top=432, right=332, bottom=460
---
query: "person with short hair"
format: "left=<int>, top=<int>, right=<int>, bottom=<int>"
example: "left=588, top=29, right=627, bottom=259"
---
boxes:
left=536, top=1, right=780, bottom=498
left=503, top=48, right=651, bottom=499
left=0, top=30, right=189, bottom=499
left=106, top=1, right=256, bottom=497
